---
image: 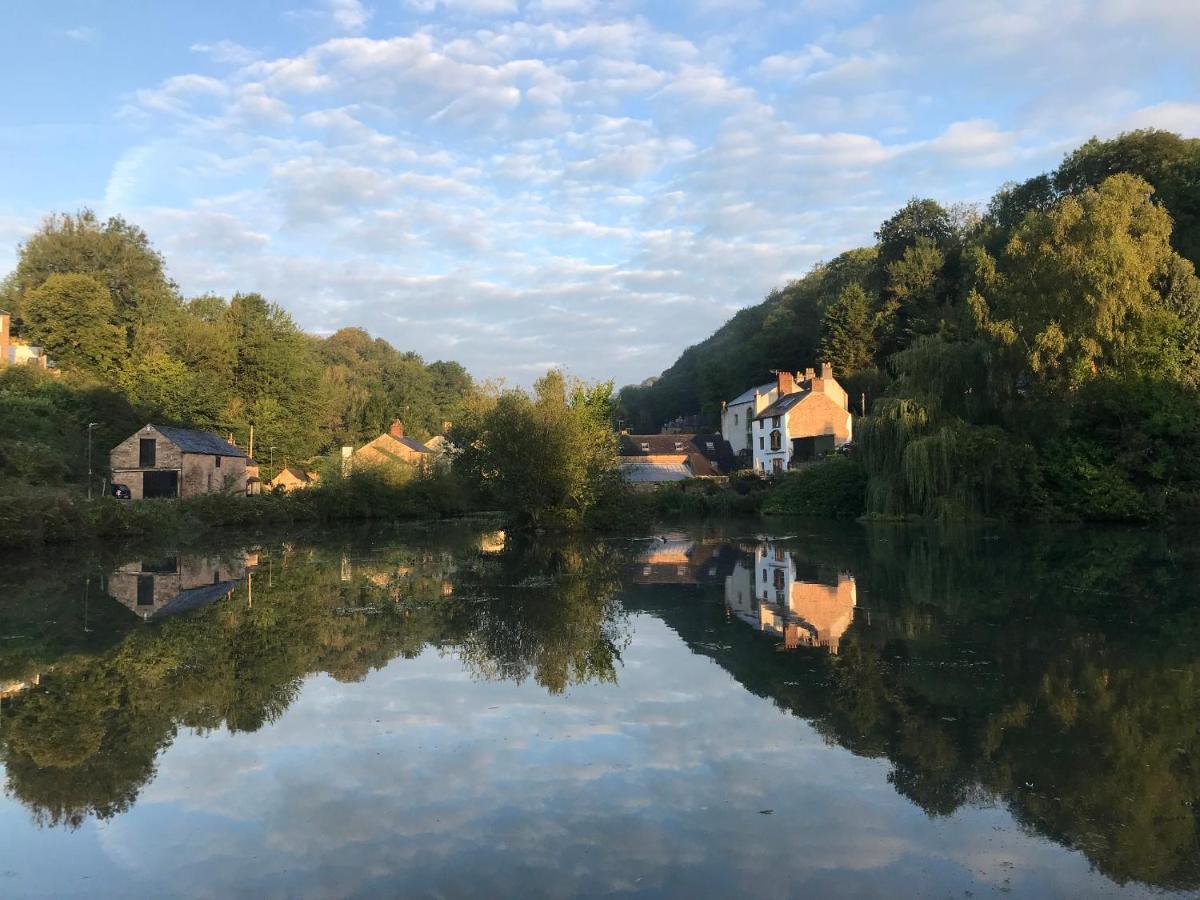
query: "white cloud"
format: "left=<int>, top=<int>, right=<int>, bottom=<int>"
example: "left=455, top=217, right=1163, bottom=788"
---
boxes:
left=329, top=0, right=372, bottom=33
left=62, top=26, right=97, bottom=43
left=191, top=39, right=260, bottom=66
left=1122, top=102, right=1200, bottom=137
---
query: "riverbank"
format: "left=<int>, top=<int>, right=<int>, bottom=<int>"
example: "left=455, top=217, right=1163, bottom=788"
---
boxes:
left=0, top=469, right=472, bottom=549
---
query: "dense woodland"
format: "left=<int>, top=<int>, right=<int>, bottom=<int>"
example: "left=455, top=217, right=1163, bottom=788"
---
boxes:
left=619, top=130, right=1200, bottom=521
left=0, top=213, right=473, bottom=483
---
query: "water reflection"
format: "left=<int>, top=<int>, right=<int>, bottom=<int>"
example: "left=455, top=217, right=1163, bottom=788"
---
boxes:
left=0, top=523, right=1196, bottom=894
left=108, top=551, right=257, bottom=621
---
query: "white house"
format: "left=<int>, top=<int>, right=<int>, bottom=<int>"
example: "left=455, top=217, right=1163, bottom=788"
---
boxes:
left=750, top=363, right=852, bottom=475
left=720, top=382, right=778, bottom=460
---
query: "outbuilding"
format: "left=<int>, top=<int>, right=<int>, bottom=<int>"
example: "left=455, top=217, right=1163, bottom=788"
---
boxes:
left=110, top=425, right=249, bottom=499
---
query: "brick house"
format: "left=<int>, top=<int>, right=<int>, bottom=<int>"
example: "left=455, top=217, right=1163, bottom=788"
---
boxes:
left=750, top=363, right=852, bottom=475
left=353, top=420, right=434, bottom=469
left=110, top=425, right=249, bottom=499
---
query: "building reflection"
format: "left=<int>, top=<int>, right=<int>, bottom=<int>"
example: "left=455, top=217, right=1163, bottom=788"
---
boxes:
left=107, top=552, right=257, bottom=621
left=630, top=536, right=857, bottom=654
left=726, top=542, right=856, bottom=653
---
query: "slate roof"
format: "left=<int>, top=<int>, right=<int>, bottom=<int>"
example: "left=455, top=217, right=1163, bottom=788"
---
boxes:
left=728, top=382, right=775, bottom=407
left=154, top=425, right=248, bottom=458
left=753, top=390, right=810, bottom=421
left=146, top=581, right=239, bottom=621
left=619, top=433, right=736, bottom=475
left=619, top=461, right=691, bottom=482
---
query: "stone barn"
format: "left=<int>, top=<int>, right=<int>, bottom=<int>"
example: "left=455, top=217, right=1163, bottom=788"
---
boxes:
left=110, top=425, right=249, bottom=499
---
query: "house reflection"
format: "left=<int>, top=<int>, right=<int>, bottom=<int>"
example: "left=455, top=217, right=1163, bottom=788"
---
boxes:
left=725, top=541, right=856, bottom=654
left=107, top=552, right=257, bottom=621
left=628, top=534, right=726, bottom=584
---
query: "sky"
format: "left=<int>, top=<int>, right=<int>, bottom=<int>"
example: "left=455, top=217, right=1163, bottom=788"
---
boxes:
left=0, top=1, right=1198, bottom=385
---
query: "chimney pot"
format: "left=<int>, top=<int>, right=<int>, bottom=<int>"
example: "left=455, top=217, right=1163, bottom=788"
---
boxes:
left=821, top=361, right=833, bottom=379
left=804, top=367, right=815, bottom=381
left=390, top=420, right=404, bottom=438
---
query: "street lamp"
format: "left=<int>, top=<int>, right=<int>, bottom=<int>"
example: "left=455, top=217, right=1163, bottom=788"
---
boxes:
left=86, top=422, right=100, bottom=500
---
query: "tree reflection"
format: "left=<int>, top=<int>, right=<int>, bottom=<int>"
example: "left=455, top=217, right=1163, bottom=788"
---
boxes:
left=624, top=525, right=1200, bottom=891
left=0, top=527, right=630, bottom=830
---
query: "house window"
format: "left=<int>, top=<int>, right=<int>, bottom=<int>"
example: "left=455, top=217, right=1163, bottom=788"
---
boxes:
left=139, top=438, right=156, bottom=467
left=734, top=413, right=738, bottom=425
left=770, top=430, right=782, bottom=451
left=772, top=458, right=784, bottom=474
left=774, top=547, right=785, bottom=562
left=674, top=441, right=685, bottom=451
left=772, top=415, right=781, bottom=427
left=759, top=419, right=764, bottom=430
left=215, top=455, right=221, bottom=468
left=773, top=569, right=785, bottom=590
left=758, top=437, right=764, bottom=450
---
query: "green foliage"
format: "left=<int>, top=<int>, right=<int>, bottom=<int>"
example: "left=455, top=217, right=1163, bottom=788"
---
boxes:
left=454, top=371, right=621, bottom=530
left=761, top=456, right=867, bottom=517
left=1, top=215, right=475, bottom=488
left=22, top=274, right=124, bottom=377
left=819, top=283, right=876, bottom=374
left=1, top=210, right=178, bottom=335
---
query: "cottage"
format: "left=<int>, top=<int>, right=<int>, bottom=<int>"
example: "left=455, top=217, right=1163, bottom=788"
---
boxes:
left=353, top=420, right=434, bottom=470
left=750, top=542, right=856, bottom=653
left=267, top=465, right=320, bottom=492
left=720, top=381, right=779, bottom=462
left=110, top=425, right=249, bottom=499
left=617, top=433, right=735, bottom=487
left=750, top=363, right=852, bottom=475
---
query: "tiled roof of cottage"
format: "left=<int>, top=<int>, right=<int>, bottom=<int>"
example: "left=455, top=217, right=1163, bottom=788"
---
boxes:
left=753, top=390, right=810, bottom=420
left=154, top=425, right=248, bottom=457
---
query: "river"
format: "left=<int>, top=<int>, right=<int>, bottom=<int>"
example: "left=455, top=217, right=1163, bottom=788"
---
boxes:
left=0, top=519, right=1196, bottom=897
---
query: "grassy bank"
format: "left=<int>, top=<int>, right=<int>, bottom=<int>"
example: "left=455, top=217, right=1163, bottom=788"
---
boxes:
left=0, top=468, right=472, bottom=549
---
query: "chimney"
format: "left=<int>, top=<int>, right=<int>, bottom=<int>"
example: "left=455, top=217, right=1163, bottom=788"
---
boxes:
left=776, top=370, right=795, bottom=396
left=821, top=361, right=833, bottom=379
left=390, top=419, right=404, bottom=438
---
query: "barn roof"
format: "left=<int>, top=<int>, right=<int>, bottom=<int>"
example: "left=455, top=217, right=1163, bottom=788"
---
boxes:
left=153, top=425, right=248, bottom=458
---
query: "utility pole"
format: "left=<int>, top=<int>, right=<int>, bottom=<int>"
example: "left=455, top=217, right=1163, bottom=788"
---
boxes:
left=269, top=446, right=275, bottom=476
left=87, top=422, right=100, bottom=499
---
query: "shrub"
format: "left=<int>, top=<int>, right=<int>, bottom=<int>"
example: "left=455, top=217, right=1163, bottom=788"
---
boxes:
left=761, top=457, right=868, bottom=518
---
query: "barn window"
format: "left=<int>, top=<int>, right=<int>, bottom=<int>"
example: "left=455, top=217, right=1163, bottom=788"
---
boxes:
left=139, top=438, right=156, bottom=467
left=215, top=455, right=221, bottom=468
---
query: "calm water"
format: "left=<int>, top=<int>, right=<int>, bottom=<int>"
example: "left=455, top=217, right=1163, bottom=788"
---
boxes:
left=0, top=520, right=1197, bottom=898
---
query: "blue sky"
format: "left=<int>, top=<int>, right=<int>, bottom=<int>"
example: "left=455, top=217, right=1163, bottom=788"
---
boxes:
left=1, top=0, right=1198, bottom=384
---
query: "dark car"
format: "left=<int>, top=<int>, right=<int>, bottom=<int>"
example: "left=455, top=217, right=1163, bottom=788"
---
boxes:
left=110, top=483, right=132, bottom=500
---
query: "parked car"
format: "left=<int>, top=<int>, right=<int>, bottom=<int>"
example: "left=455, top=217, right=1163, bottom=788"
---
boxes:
left=110, top=483, right=132, bottom=500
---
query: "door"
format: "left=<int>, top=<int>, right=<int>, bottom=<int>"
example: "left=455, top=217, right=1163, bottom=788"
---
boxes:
left=142, top=470, right=179, bottom=498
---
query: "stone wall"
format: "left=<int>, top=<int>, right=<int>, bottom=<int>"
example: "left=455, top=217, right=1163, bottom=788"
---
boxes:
left=109, top=426, right=247, bottom=498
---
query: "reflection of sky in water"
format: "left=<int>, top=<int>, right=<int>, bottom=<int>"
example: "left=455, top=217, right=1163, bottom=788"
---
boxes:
left=0, top=612, right=1164, bottom=898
